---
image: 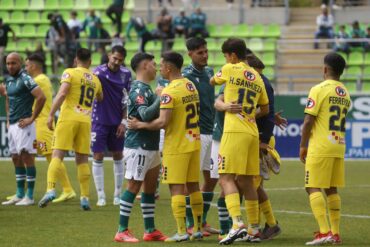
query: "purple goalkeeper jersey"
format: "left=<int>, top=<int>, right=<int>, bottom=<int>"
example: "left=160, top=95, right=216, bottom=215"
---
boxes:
left=92, top=64, right=132, bottom=125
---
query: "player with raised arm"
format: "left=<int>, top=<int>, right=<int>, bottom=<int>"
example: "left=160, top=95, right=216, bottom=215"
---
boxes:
left=300, top=53, right=350, bottom=246
left=91, top=45, right=131, bottom=207
left=38, top=48, right=103, bottom=210
left=128, top=51, right=204, bottom=242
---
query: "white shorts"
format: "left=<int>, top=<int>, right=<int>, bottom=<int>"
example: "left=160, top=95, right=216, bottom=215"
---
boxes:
left=159, top=129, right=165, bottom=153
left=124, top=148, right=161, bottom=181
left=8, top=122, right=37, bottom=154
left=200, top=134, right=213, bottom=171
left=210, top=140, right=220, bottom=179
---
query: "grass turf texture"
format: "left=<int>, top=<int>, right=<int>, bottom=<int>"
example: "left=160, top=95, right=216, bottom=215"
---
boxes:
left=0, top=160, right=370, bottom=247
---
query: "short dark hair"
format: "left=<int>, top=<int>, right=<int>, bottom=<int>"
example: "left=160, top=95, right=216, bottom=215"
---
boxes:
left=76, top=48, right=91, bottom=62
left=245, top=54, right=265, bottom=70
left=325, top=52, right=346, bottom=76
left=161, top=51, right=183, bottom=70
left=71, top=11, right=77, bottom=16
left=0, top=18, right=3, bottom=23
left=221, top=38, right=247, bottom=59
left=27, top=53, right=45, bottom=67
left=130, top=52, right=154, bottom=72
left=47, top=13, right=54, bottom=20
left=112, top=45, right=127, bottom=57
left=186, top=37, right=207, bottom=51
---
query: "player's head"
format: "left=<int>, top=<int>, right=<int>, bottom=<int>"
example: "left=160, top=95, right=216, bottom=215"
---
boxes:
left=160, top=51, right=183, bottom=80
left=323, top=52, right=346, bottom=79
left=75, top=48, right=92, bottom=67
left=108, top=45, right=126, bottom=72
left=245, top=54, right=265, bottom=74
left=89, top=9, right=96, bottom=16
left=6, top=52, right=23, bottom=76
left=186, top=37, right=208, bottom=68
left=131, top=52, right=156, bottom=81
left=25, top=54, right=44, bottom=76
left=221, top=38, right=247, bottom=63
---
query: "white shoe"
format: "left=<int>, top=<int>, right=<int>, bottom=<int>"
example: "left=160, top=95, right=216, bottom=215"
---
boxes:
left=113, top=197, right=120, bottom=205
left=96, top=198, right=106, bottom=207
left=15, top=197, right=35, bottom=206
left=2, top=195, right=23, bottom=205
left=219, top=226, right=247, bottom=245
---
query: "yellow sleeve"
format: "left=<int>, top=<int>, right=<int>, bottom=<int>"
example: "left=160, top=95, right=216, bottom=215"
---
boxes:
left=258, top=79, right=269, bottom=106
left=214, top=64, right=229, bottom=85
left=60, top=69, right=73, bottom=84
left=160, top=87, right=175, bottom=109
left=304, top=86, right=322, bottom=116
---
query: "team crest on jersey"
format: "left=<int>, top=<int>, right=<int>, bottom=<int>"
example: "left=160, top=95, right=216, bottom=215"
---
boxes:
left=84, top=73, right=93, bottom=81
left=186, top=82, right=195, bottom=92
left=135, top=95, right=145, bottom=104
left=306, top=98, right=315, bottom=109
left=335, top=86, right=346, bottom=97
left=216, top=70, right=222, bottom=77
left=161, top=94, right=172, bottom=104
left=244, top=70, right=256, bottom=81
left=61, top=72, right=70, bottom=79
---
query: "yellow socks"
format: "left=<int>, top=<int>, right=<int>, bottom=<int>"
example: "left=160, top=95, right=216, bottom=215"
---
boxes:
left=77, top=163, right=90, bottom=198
left=246, top=200, right=259, bottom=226
left=327, top=194, right=341, bottom=235
left=171, top=195, right=187, bottom=234
left=47, top=157, right=62, bottom=191
left=225, top=193, right=244, bottom=229
left=46, top=154, right=73, bottom=193
left=309, top=192, right=330, bottom=234
left=190, top=191, right=204, bottom=232
left=260, top=200, right=277, bottom=226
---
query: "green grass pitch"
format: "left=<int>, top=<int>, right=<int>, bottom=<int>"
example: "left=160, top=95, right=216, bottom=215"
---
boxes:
left=0, top=160, right=370, bottom=247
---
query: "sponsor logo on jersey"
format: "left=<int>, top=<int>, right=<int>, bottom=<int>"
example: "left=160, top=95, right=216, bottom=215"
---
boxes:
left=186, top=82, right=196, bottom=92
left=244, top=70, right=256, bottom=81
left=61, top=72, right=70, bottom=79
left=84, top=73, right=93, bottom=81
left=161, top=94, right=172, bottom=104
left=335, top=86, right=346, bottom=97
left=135, top=95, right=145, bottom=104
left=306, top=98, right=315, bottom=109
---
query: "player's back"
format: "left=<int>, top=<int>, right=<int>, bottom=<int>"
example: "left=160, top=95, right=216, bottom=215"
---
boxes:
left=58, top=67, right=102, bottom=123
left=160, top=78, right=201, bottom=154
left=33, top=73, right=53, bottom=120
left=305, top=80, right=351, bottom=158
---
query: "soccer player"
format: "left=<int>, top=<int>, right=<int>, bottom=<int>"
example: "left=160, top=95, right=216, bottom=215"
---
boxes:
left=114, top=52, right=167, bottom=243
left=2, top=52, right=46, bottom=206
left=91, top=45, right=131, bottom=207
left=38, top=48, right=103, bottom=210
left=300, top=52, right=350, bottom=245
left=25, top=54, right=76, bottom=203
left=128, top=51, right=204, bottom=242
left=182, top=37, right=218, bottom=235
left=210, top=38, right=269, bottom=244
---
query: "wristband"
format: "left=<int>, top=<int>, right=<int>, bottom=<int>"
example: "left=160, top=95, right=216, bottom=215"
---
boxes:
left=121, top=119, right=128, bottom=127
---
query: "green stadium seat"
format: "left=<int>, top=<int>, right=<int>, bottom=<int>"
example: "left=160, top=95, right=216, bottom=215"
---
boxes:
left=151, top=51, right=161, bottom=64
left=343, top=66, right=362, bottom=82
left=10, top=24, right=21, bottom=34
left=19, top=24, right=37, bottom=38
left=248, top=38, right=263, bottom=52
left=40, top=11, right=51, bottom=22
left=60, top=0, right=74, bottom=10
left=36, top=24, right=49, bottom=37
left=344, top=82, right=357, bottom=93
left=0, top=0, right=14, bottom=10
left=263, top=52, right=276, bottom=66
left=75, top=0, right=89, bottom=10
left=122, top=11, right=130, bottom=24
left=59, top=10, right=70, bottom=21
left=91, top=0, right=106, bottom=10
left=364, top=53, right=370, bottom=66
left=146, top=23, right=155, bottom=32
left=249, top=24, right=265, bottom=38
left=172, top=38, right=187, bottom=52
left=347, top=52, right=364, bottom=66
left=213, top=53, right=226, bottom=66
left=362, top=82, right=370, bottom=92
left=16, top=40, right=33, bottom=51
left=265, top=24, right=281, bottom=38
left=0, top=11, right=10, bottom=22
left=146, top=41, right=161, bottom=52
left=6, top=40, right=17, bottom=52
left=336, top=51, right=347, bottom=63
left=218, top=24, right=233, bottom=38
left=363, top=66, right=370, bottom=81
left=264, top=39, right=276, bottom=52
left=10, top=11, right=25, bottom=24
left=14, top=0, right=28, bottom=10
left=204, top=38, right=216, bottom=52
left=207, top=24, right=217, bottom=38
left=26, top=11, right=41, bottom=24
left=183, top=52, right=191, bottom=65
left=30, top=0, right=44, bottom=10
left=92, top=52, right=101, bottom=65
left=45, top=0, right=59, bottom=10
left=263, top=66, right=275, bottom=79
left=126, top=0, right=135, bottom=10
left=234, top=24, right=249, bottom=38
left=124, top=41, right=138, bottom=51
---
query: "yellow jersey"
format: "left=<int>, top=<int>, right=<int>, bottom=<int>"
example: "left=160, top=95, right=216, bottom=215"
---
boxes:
left=58, top=67, right=102, bottom=123
left=214, top=62, right=269, bottom=136
left=160, top=78, right=201, bottom=154
left=305, top=79, right=351, bottom=158
left=33, top=73, right=53, bottom=121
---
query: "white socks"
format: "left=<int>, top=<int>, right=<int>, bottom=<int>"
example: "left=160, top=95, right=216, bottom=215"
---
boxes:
left=113, top=159, right=124, bottom=198
left=92, top=160, right=105, bottom=199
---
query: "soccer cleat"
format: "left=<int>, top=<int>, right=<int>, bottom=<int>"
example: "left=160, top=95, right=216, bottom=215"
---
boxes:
left=187, top=227, right=210, bottom=237
left=218, top=234, right=228, bottom=241
left=328, top=234, right=342, bottom=245
left=113, top=197, right=120, bottom=206
left=80, top=197, right=91, bottom=211
left=164, top=233, right=190, bottom=242
left=38, top=191, right=56, bottom=208
left=265, top=152, right=280, bottom=174
left=203, top=223, right=220, bottom=235
left=259, top=154, right=270, bottom=180
left=305, top=231, right=332, bottom=246
left=52, top=191, right=76, bottom=203
left=190, top=231, right=203, bottom=241
left=261, top=222, right=282, bottom=240
left=143, top=229, right=167, bottom=241
left=15, top=197, right=35, bottom=206
left=219, top=226, right=247, bottom=245
left=245, top=232, right=261, bottom=243
left=2, top=195, right=23, bottom=205
left=96, top=198, right=106, bottom=207
left=114, top=229, right=140, bottom=243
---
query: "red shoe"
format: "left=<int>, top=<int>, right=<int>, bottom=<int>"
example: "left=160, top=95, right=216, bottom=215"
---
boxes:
left=305, top=231, right=332, bottom=246
left=143, top=229, right=167, bottom=241
left=114, top=229, right=139, bottom=243
left=329, top=234, right=342, bottom=245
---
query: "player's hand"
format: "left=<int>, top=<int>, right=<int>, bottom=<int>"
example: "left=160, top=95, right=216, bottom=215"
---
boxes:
left=299, top=147, right=307, bottom=164
left=224, top=101, right=242, bottom=113
left=274, top=110, right=288, bottom=130
left=47, top=115, right=54, bottom=131
left=127, top=117, right=140, bottom=130
left=155, top=86, right=164, bottom=96
left=116, top=123, right=126, bottom=138
left=0, top=84, right=6, bottom=97
left=18, top=117, right=33, bottom=129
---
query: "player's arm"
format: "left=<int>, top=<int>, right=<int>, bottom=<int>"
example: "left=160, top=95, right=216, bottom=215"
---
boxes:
left=0, top=84, right=6, bottom=97
left=209, top=76, right=217, bottom=86
left=137, top=97, right=160, bottom=122
left=47, top=82, right=71, bottom=130
left=299, top=113, right=316, bottom=164
left=128, top=108, right=172, bottom=131
left=19, top=87, right=46, bottom=128
left=274, top=110, right=288, bottom=130
left=214, top=93, right=242, bottom=113
left=255, top=104, right=269, bottom=119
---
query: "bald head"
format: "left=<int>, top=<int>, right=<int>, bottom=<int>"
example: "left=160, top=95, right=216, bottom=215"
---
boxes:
left=6, top=52, right=23, bottom=76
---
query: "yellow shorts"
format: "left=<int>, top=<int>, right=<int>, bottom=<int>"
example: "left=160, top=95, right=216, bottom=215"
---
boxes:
left=218, top=132, right=259, bottom=176
left=36, top=121, right=53, bottom=155
left=162, top=150, right=200, bottom=184
left=52, top=120, right=91, bottom=154
left=305, top=156, right=345, bottom=188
